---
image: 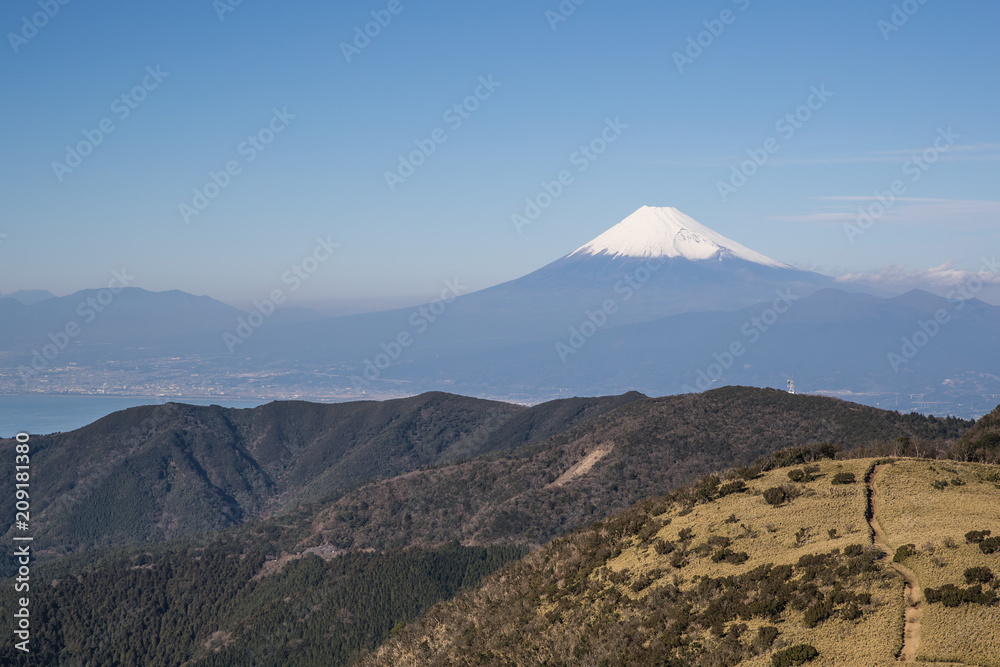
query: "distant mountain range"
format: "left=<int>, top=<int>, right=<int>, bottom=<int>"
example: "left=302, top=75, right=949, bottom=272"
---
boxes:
left=1, top=289, right=56, bottom=306
left=2, top=206, right=998, bottom=418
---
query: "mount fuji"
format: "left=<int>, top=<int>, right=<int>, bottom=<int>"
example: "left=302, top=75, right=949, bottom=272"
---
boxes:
left=434, top=206, right=838, bottom=332
left=232, top=205, right=869, bottom=386
left=240, top=206, right=840, bottom=362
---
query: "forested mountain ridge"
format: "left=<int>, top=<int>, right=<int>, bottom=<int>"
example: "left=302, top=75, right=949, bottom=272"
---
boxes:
left=302, top=387, right=969, bottom=551
left=0, top=391, right=643, bottom=559
left=0, top=536, right=527, bottom=667
left=948, top=402, right=1000, bottom=462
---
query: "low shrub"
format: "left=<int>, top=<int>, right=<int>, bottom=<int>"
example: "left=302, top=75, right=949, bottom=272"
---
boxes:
left=653, top=539, right=675, bottom=556
left=893, top=544, right=917, bottom=563
left=925, top=583, right=998, bottom=607
left=831, top=472, right=856, bottom=485
left=763, top=486, right=787, bottom=507
left=964, top=566, right=994, bottom=585
left=980, top=537, right=1000, bottom=555
left=706, top=536, right=732, bottom=549
left=772, top=644, right=819, bottom=667
left=734, top=466, right=761, bottom=481
left=966, top=530, right=992, bottom=544
left=802, top=599, right=833, bottom=628
left=842, top=602, right=863, bottom=621
left=718, top=480, right=746, bottom=497
left=711, top=548, right=750, bottom=565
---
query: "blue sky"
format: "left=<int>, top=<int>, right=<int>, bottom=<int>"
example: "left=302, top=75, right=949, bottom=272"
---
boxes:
left=1, top=0, right=998, bottom=310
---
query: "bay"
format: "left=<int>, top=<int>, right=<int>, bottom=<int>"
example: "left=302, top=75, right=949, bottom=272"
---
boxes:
left=0, top=395, right=268, bottom=437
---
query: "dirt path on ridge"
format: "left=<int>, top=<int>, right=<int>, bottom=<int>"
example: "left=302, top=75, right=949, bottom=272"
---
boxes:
left=867, top=463, right=923, bottom=662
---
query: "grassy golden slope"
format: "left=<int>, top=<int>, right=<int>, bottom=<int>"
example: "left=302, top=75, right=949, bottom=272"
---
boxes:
left=605, top=458, right=904, bottom=666
left=872, top=459, right=1000, bottom=665
left=362, top=456, right=1000, bottom=667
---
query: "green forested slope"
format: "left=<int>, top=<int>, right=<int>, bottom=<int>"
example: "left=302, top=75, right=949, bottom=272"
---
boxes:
left=0, top=537, right=524, bottom=667
left=948, top=403, right=1000, bottom=462
left=0, top=391, right=642, bottom=560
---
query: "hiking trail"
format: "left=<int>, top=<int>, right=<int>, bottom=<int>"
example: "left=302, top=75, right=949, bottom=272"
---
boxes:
left=867, top=463, right=923, bottom=662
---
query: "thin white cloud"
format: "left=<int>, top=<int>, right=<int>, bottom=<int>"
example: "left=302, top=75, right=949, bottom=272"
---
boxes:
left=769, top=149, right=1000, bottom=166
left=820, top=196, right=982, bottom=202
left=771, top=198, right=1000, bottom=227
left=870, top=142, right=1000, bottom=157
left=836, top=262, right=1000, bottom=289
left=648, top=143, right=1000, bottom=168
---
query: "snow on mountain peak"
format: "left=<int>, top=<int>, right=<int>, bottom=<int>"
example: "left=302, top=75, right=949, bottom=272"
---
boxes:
left=568, top=206, right=789, bottom=268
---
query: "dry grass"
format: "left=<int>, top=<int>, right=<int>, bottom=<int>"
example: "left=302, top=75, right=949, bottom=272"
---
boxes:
left=604, top=459, right=905, bottom=665
left=873, top=459, right=1000, bottom=666
left=603, top=458, right=1000, bottom=665
left=608, top=459, right=873, bottom=574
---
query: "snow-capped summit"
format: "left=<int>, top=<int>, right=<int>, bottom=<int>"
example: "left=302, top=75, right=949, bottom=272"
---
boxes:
left=415, top=203, right=834, bottom=341
left=569, top=206, right=789, bottom=269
